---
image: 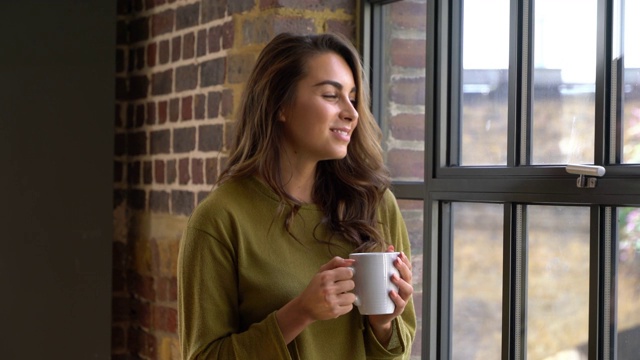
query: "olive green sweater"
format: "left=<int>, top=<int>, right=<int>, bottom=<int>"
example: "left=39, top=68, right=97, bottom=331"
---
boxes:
left=178, top=176, right=416, bottom=359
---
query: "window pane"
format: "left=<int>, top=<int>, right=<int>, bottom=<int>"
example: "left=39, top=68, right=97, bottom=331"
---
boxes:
left=617, top=207, right=640, bottom=358
left=398, top=199, right=424, bottom=360
left=451, top=203, right=503, bottom=359
left=527, top=206, right=589, bottom=359
left=461, top=0, right=509, bottom=165
left=621, top=0, right=640, bottom=163
left=381, top=0, right=427, bottom=181
left=532, top=0, right=596, bottom=164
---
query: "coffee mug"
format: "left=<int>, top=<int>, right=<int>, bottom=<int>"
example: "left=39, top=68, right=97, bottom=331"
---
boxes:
left=349, top=252, right=400, bottom=315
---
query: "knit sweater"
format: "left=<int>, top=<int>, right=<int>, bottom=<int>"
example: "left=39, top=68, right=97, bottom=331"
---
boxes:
left=178, top=176, right=416, bottom=359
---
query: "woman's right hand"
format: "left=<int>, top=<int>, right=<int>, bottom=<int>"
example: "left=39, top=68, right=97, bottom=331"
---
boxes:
left=276, top=256, right=356, bottom=344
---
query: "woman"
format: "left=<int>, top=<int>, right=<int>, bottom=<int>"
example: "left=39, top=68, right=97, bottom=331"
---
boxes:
left=178, top=32, right=416, bottom=359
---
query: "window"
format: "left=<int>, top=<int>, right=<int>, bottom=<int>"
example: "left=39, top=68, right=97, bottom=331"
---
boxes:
left=363, top=0, right=640, bottom=359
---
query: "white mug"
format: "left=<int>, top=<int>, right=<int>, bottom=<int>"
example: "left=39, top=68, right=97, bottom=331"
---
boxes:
left=349, top=252, right=400, bottom=315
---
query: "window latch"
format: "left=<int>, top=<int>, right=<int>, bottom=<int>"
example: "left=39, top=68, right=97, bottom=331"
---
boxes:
left=565, top=164, right=606, bottom=188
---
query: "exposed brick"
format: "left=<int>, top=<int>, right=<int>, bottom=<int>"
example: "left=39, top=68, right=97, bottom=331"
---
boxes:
left=113, top=133, right=127, bottom=156
left=199, top=124, right=223, bottom=152
left=151, top=9, right=174, bottom=36
left=272, top=15, right=315, bottom=36
left=194, top=94, right=206, bottom=119
left=116, top=49, right=125, bottom=73
left=227, top=53, right=255, bottom=84
left=135, top=46, right=145, bottom=69
left=171, top=36, right=181, bottom=62
left=391, top=38, right=426, bottom=68
left=167, top=159, right=177, bottom=184
left=391, top=0, right=427, bottom=31
left=191, top=158, right=204, bottom=184
left=222, top=21, right=234, bottom=49
left=159, top=39, right=170, bottom=64
left=390, top=77, right=426, bottom=106
left=200, top=58, right=225, bottom=87
left=115, top=104, right=124, bottom=128
left=154, top=160, right=165, bottom=183
left=183, top=32, right=195, bottom=59
left=116, top=77, right=127, bottom=101
left=153, top=306, right=177, bottom=333
left=114, top=190, right=126, bottom=209
left=175, top=64, right=198, bottom=92
left=156, top=277, right=177, bottom=301
left=127, top=48, right=136, bottom=72
left=182, top=96, right=193, bottom=121
left=146, top=102, right=156, bottom=125
left=172, top=190, right=195, bottom=215
left=130, top=75, right=149, bottom=100
left=143, top=161, right=153, bottom=185
left=207, top=91, right=221, bottom=118
left=129, top=189, right=146, bottom=210
left=134, top=273, right=156, bottom=301
left=208, top=25, right=222, bottom=53
left=173, top=127, right=196, bottom=153
left=132, top=0, right=143, bottom=12
left=176, top=3, right=199, bottom=30
left=128, top=132, right=147, bottom=156
left=130, top=16, right=150, bottom=43
left=112, top=296, right=131, bottom=322
left=150, top=190, right=170, bottom=212
left=112, top=326, right=125, bottom=350
left=149, top=130, right=171, bottom=155
left=261, top=0, right=355, bottom=12
left=387, top=149, right=423, bottom=179
left=128, top=161, right=142, bottom=184
left=151, top=70, right=173, bottom=95
left=241, top=18, right=272, bottom=45
left=116, top=20, right=128, bottom=45
left=147, top=42, right=157, bottom=67
left=135, top=104, right=145, bottom=127
left=205, top=157, right=218, bottom=184
left=126, top=104, right=135, bottom=128
left=390, top=113, right=425, bottom=141
left=202, top=0, right=227, bottom=22
left=325, top=19, right=355, bottom=40
left=178, top=158, right=190, bottom=184
left=196, top=29, right=207, bottom=57
left=229, top=0, right=254, bottom=14
left=157, top=101, right=167, bottom=124
left=169, top=98, right=180, bottom=122
left=221, top=89, right=234, bottom=116
left=114, top=160, right=124, bottom=182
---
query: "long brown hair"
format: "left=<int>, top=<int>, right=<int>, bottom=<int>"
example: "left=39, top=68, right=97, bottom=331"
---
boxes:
left=217, top=32, right=390, bottom=252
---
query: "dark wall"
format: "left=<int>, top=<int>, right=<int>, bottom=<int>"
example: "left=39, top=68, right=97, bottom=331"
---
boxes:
left=0, top=1, right=114, bottom=359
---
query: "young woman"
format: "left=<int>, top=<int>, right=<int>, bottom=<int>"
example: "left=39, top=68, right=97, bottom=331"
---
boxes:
left=178, top=32, right=416, bottom=359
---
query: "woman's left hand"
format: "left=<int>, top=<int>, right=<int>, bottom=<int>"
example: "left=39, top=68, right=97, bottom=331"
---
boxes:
left=367, top=245, right=413, bottom=346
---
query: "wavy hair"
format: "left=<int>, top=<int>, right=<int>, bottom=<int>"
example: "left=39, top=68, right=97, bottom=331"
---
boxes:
left=217, top=32, right=390, bottom=252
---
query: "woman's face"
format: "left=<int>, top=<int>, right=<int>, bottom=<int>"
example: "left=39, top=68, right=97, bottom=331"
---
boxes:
left=279, top=52, right=358, bottom=165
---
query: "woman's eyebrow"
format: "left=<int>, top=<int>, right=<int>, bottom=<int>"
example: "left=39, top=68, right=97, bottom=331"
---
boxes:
left=313, top=80, right=356, bottom=94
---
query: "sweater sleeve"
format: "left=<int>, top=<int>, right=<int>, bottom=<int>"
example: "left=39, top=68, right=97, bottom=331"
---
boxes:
left=364, top=190, right=417, bottom=359
left=178, top=226, right=291, bottom=360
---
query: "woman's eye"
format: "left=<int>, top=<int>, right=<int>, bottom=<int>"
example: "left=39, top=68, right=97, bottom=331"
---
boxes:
left=323, top=94, right=338, bottom=99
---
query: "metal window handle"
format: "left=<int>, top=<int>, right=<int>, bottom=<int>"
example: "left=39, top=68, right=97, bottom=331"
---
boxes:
left=565, top=164, right=606, bottom=188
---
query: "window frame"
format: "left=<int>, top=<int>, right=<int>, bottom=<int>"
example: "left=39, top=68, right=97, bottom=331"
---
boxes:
left=363, top=0, right=640, bottom=359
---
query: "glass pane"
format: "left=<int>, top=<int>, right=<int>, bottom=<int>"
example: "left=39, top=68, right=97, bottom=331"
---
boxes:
left=527, top=206, right=589, bottom=359
left=617, top=207, right=640, bottom=358
left=380, top=0, right=427, bottom=181
left=461, top=0, right=509, bottom=165
left=397, top=199, right=424, bottom=360
left=532, top=0, right=596, bottom=164
left=451, top=203, right=503, bottom=359
left=621, top=0, right=640, bottom=163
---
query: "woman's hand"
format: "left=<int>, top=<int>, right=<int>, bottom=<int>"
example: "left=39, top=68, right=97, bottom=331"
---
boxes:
left=276, top=256, right=356, bottom=344
left=367, top=245, right=413, bottom=346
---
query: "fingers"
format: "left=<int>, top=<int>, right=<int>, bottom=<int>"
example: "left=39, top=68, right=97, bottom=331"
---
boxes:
left=319, top=256, right=355, bottom=272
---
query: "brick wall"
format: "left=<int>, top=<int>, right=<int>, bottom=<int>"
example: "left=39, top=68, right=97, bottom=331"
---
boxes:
left=113, top=0, right=358, bottom=358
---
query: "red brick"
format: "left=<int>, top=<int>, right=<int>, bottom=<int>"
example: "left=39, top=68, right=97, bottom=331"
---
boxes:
left=222, top=21, right=234, bottom=49
left=390, top=113, right=425, bottom=141
left=146, top=102, right=156, bottom=125
left=197, top=29, right=207, bottom=56
left=192, top=158, right=203, bottom=184
left=147, top=42, right=157, bottom=67
left=143, top=160, right=152, bottom=184
left=159, top=39, right=170, bottom=64
left=169, top=98, right=180, bottom=122
left=194, top=94, right=206, bottom=120
left=221, top=88, right=234, bottom=116
left=391, top=1, right=427, bottom=31
left=167, top=159, right=177, bottom=184
left=387, top=149, right=424, bottom=179
left=182, top=96, right=193, bottom=120
left=179, top=158, right=190, bottom=184
left=151, top=9, right=174, bottom=36
left=183, top=32, right=195, bottom=59
left=154, top=159, right=165, bottom=183
left=158, top=101, right=168, bottom=124
left=153, top=306, right=177, bottom=333
left=112, top=296, right=131, bottom=322
left=325, top=19, right=355, bottom=40
left=391, top=38, right=426, bottom=68
left=390, top=77, right=426, bottom=106
left=208, top=25, right=222, bottom=53
left=171, top=36, right=181, bottom=62
left=205, top=157, right=218, bottom=185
